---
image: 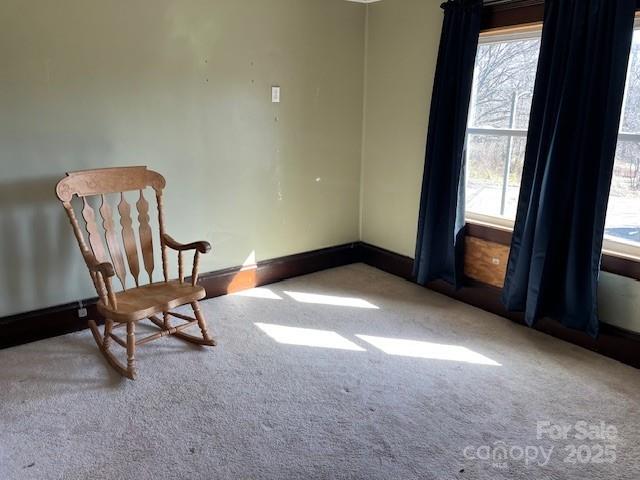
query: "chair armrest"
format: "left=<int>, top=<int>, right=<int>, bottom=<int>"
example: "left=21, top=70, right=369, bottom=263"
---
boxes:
left=82, top=252, right=115, bottom=278
left=162, top=234, right=211, bottom=254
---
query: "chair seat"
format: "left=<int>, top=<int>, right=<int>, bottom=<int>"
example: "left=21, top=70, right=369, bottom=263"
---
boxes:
left=97, top=280, right=206, bottom=322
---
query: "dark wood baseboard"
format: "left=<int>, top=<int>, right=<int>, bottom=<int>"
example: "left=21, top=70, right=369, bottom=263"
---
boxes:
left=0, top=243, right=358, bottom=349
left=196, top=242, right=359, bottom=298
left=358, top=241, right=640, bottom=369
left=2, top=239, right=638, bottom=369
left=0, top=299, right=102, bottom=351
left=358, top=242, right=414, bottom=281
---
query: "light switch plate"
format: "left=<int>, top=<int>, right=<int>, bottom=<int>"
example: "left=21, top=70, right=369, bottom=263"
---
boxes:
left=271, top=86, right=280, bottom=103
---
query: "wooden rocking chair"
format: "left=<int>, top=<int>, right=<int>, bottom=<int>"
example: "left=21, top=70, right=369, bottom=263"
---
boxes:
left=56, top=166, right=215, bottom=379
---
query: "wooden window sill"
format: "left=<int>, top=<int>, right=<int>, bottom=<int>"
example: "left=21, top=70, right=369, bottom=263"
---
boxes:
left=464, top=221, right=640, bottom=280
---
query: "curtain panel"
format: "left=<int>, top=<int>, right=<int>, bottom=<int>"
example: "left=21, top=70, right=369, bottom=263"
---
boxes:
left=502, top=0, right=636, bottom=336
left=414, top=0, right=482, bottom=287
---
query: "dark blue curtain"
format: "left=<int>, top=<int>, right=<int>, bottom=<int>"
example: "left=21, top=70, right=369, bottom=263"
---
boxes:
left=502, top=0, right=636, bottom=336
left=414, top=0, right=482, bottom=287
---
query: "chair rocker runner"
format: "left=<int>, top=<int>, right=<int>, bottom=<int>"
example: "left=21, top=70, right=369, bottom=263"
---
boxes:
left=56, top=166, right=215, bottom=379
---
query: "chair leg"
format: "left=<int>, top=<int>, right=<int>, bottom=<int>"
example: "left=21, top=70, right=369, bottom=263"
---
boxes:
left=191, top=301, right=216, bottom=346
left=103, top=318, right=113, bottom=349
left=88, top=319, right=136, bottom=380
left=126, top=321, right=137, bottom=380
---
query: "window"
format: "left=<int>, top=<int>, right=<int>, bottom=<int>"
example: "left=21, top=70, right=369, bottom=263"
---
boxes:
left=604, top=29, right=640, bottom=257
left=465, top=26, right=640, bottom=259
left=465, top=28, right=541, bottom=227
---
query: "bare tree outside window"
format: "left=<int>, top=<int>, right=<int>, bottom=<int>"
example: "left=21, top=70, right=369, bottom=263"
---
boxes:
left=469, top=38, right=539, bottom=129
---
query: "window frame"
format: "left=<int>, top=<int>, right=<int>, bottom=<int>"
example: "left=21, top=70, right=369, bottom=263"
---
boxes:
left=464, top=23, right=640, bottom=264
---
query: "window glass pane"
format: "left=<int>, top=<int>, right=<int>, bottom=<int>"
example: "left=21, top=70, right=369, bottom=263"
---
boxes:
left=466, top=135, right=526, bottom=218
left=605, top=140, right=640, bottom=245
left=504, top=136, right=526, bottom=218
left=469, top=36, right=540, bottom=129
left=466, top=32, right=541, bottom=221
left=619, top=31, right=640, bottom=134
left=466, top=135, right=508, bottom=217
left=606, top=30, right=640, bottom=249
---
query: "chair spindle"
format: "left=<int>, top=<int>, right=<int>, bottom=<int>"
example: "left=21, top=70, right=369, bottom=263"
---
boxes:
left=192, top=251, right=201, bottom=287
left=156, top=191, right=169, bottom=282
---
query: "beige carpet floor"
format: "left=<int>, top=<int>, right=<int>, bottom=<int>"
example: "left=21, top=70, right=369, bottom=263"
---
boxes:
left=1, top=263, right=639, bottom=480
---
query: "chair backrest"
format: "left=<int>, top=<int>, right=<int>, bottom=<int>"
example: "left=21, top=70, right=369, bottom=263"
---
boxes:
left=56, top=166, right=168, bottom=293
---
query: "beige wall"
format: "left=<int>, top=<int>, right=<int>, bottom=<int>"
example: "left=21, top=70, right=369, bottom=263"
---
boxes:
left=0, top=0, right=365, bottom=316
left=360, top=0, right=640, bottom=333
left=598, top=272, right=640, bottom=332
left=360, top=0, right=442, bottom=257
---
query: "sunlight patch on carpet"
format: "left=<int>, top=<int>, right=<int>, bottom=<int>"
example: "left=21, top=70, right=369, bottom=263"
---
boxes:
left=231, top=287, right=282, bottom=300
left=283, top=291, right=379, bottom=309
left=255, top=323, right=366, bottom=351
left=356, top=335, right=501, bottom=366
